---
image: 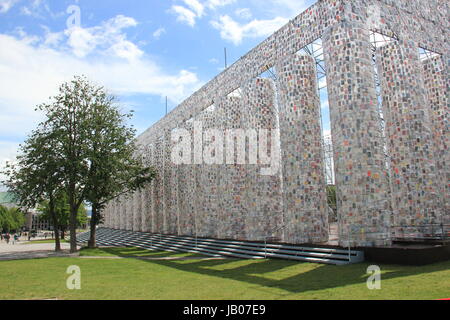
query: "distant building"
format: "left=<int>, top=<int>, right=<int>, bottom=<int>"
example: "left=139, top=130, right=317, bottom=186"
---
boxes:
left=0, top=191, right=51, bottom=231
left=0, top=192, right=17, bottom=209
left=30, top=213, right=51, bottom=231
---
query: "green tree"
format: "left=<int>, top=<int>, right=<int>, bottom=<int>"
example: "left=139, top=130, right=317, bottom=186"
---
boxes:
left=0, top=206, right=4, bottom=231
left=37, top=192, right=88, bottom=239
left=3, top=128, right=66, bottom=251
left=34, top=76, right=105, bottom=252
left=35, top=76, right=153, bottom=252
left=326, top=185, right=337, bottom=222
left=0, top=205, right=12, bottom=232
left=3, top=76, right=154, bottom=251
left=9, top=207, right=25, bottom=231
left=0, top=205, right=25, bottom=232
left=84, top=101, right=155, bottom=248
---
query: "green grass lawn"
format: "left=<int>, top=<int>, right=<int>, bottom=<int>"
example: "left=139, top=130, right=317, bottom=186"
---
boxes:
left=0, top=247, right=448, bottom=300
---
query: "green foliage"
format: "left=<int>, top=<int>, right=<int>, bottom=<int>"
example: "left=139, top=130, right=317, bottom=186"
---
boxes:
left=2, top=75, right=154, bottom=251
left=326, top=185, right=337, bottom=222
left=82, top=80, right=156, bottom=228
left=10, top=207, right=25, bottom=231
left=37, top=192, right=88, bottom=231
left=2, top=125, right=66, bottom=249
left=2, top=126, right=65, bottom=211
left=326, top=185, right=336, bottom=208
left=0, top=205, right=25, bottom=232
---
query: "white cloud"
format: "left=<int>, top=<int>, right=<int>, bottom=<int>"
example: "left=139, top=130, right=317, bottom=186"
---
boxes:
left=0, top=141, right=21, bottom=189
left=210, top=15, right=242, bottom=45
left=206, top=0, right=236, bottom=10
left=0, top=142, right=20, bottom=166
left=153, top=27, right=166, bottom=39
left=170, top=0, right=236, bottom=27
left=204, top=0, right=309, bottom=45
left=41, top=26, right=64, bottom=47
left=20, top=0, right=64, bottom=19
left=211, top=15, right=288, bottom=45
left=20, top=6, right=32, bottom=16
left=65, top=27, right=95, bottom=57
left=170, top=5, right=198, bottom=27
left=0, top=14, right=204, bottom=168
left=0, top=32, right=201, bottom=115
left=64, top=15, right=141, bottom=59
left=20, top=0, right=42, bottom=15
left=182, top=0, right=204, bottom=17
left=209, top=0, right=309, bottom=44
left=269, top=0, right=309, bottom=13
left=0, top=0, right=18, bottom=13
left=235, top=8, right=252, bottom=20
left=253, top=0, right=309, bottom=19
left=108, top=40, right=143, bottom=61
left=12, top=26, right=27, bottom=39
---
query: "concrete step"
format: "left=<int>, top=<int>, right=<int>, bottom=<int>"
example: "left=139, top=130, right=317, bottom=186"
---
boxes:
left=77, top=228, right=364, bottom=264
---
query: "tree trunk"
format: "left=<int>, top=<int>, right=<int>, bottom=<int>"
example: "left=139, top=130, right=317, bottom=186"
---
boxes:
left=67, top=186, right=80, bottom=253
left=88, top=205, right=98, bottom=248
left=69, top=204, right=78, bottom=253
left=48, top=196, right=61, bottom=252
left=54, top=228, right=61, bottom=252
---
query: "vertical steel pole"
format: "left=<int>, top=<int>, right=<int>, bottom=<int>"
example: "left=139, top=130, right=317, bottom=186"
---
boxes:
left=224, top=47, right=227, bottom=69
left=348, top=229, right=351, bottom=262
left=264, top=238, right=267, bottom=259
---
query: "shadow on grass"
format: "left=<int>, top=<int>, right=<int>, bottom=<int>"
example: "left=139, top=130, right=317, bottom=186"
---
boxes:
left=144, top=256, right=450, bottom=294
left=82, top=246, right=450, bottom=294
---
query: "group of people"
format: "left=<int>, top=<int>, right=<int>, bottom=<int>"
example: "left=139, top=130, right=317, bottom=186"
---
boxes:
left=0, top=232, right=21, bottom=244
left=1, top=231, right=54, bottom=244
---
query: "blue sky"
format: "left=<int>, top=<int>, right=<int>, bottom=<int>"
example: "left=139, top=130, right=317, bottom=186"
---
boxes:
left=0, top=0, right=319, bottom=184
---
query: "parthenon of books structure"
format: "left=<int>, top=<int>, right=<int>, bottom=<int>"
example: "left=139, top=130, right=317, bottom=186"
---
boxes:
left=101, top=0, right=449, bottom=247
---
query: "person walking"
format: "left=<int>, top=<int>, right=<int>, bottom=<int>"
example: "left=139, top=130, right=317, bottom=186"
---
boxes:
left=5, top=233, right=10, bottom=244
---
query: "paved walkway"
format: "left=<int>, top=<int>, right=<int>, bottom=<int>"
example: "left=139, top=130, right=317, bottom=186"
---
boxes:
left=0, top=241, right=224, bottom=262
left=0, top=241, right=79, bottom=261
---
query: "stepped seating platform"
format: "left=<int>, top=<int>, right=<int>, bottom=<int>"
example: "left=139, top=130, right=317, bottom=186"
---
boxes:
left=77, top=227, right=364, bottom=265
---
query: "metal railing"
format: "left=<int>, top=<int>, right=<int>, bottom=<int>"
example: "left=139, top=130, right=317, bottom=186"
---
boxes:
left=263, top=224, right=287, bottom=258
left=390, top=223, right=450, bottom=241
